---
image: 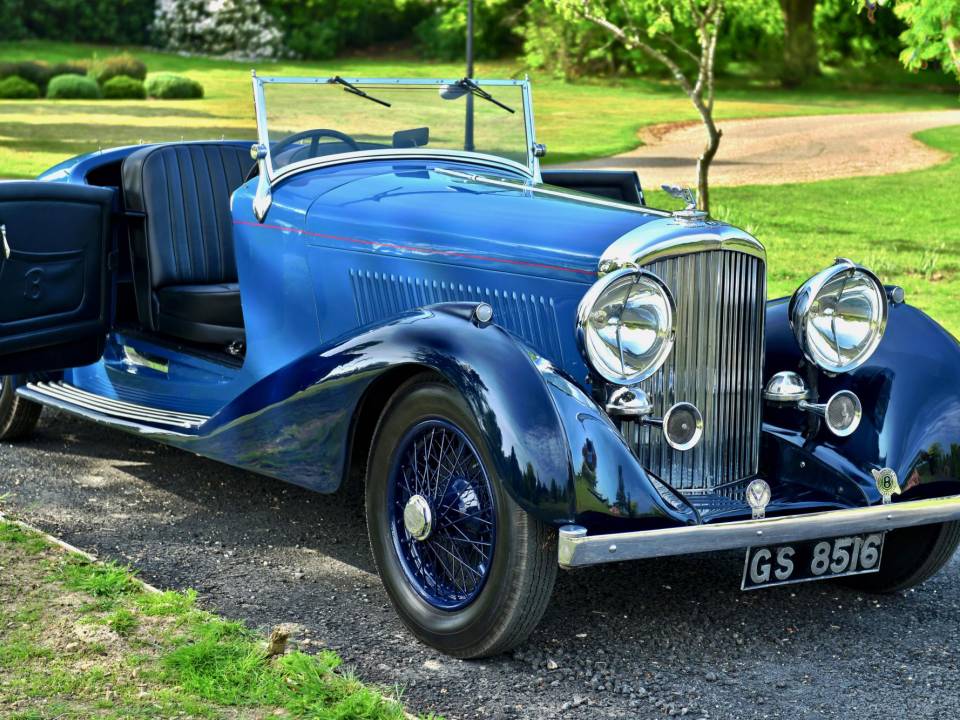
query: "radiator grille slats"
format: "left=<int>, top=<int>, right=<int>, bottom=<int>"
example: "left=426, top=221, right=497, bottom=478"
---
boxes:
left=621, top=250, right=765, bottom=495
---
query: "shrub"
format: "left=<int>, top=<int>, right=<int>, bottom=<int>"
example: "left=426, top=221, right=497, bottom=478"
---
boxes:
left=90, top=53, right=147, bottom=85
left=154, top=0, right=286, bottom=59
left=0, top=75, right=40, bottom=99
left=46, top=74, right=101, bottom=100
left=102, top=75, right=146, bottom=100
left=49, top=60, right=88, bottom=77
left=0, top=60, right=53, bottom=92
left=145, top=73, right=204, bottom=100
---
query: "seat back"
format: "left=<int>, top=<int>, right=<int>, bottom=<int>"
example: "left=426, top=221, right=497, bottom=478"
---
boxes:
left=121, top=143, right=252, bottom=328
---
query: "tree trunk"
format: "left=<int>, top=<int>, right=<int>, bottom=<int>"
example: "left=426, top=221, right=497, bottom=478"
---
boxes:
left=696, top=119, right=722, bottom=214
left=780, top=0, right=819, bottom=88
left=947, top=23, right=960, bottom=78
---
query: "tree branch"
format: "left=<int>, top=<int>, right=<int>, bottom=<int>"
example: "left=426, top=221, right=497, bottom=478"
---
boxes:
left=579, top=2, right=695, bottom=96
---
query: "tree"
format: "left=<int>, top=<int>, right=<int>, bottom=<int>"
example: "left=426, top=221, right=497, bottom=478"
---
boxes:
left=780, top=0, right=820, bottom=86
left=552, top=1, right=769, bottom=213
left=886, top=1, right=960, bottom=80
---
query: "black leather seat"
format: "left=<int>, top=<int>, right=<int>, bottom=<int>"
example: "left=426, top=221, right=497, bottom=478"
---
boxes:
left=121, top=143, right=251, bottom=346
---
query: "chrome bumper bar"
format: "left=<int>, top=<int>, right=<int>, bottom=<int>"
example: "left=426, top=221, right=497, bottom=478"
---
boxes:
left=558, top=494, right=960, bottom=568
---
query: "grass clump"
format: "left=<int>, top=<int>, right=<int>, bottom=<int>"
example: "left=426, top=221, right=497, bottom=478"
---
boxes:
left=57, top=557, right=141, bottom=598
left=46, top=73, right=100, bottom=99
left=145, top=72, right=204, bottom=99
left=101, top=75, right=146, bottom=99
left=106, top=607, right=139, bottom=637
left=0, top=75, right=40, bottom=99
left=0, top=522, right=49, bottom=554
left=136, top=588, right=198, bottom=616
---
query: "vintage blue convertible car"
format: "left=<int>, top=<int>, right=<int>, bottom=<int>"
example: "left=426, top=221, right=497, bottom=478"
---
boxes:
left=2, top=74, right=960, bottom=657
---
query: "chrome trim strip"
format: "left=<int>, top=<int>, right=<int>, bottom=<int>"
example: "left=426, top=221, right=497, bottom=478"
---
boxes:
left=557, top=494, right=960, bottom=568
left=599, top=225, right=766, bottom=276
left=20, top=381, right=208, bottom=429
left=435, top=167, right=670, bottom=217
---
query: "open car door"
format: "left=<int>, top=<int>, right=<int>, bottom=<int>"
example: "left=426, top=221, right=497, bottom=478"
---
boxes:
left=0, top=182, right=113, bottom=375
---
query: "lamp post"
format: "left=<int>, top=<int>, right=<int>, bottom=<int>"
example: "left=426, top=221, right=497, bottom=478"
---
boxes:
left=464, top=0, right=475, bottom=152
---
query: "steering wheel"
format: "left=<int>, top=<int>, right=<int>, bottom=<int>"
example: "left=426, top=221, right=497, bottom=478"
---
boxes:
left=272, top=128, right=360, bottom=163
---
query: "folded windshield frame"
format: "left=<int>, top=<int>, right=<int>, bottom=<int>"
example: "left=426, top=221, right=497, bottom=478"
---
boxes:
left=251, top=72, right=539, bottom=183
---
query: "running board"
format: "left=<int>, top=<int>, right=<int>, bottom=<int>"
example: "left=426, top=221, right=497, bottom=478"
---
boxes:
left=18, top=381, right=209, bottom=431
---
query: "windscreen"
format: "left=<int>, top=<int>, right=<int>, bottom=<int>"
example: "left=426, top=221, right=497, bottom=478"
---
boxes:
left=260, top=79, right=530, bottom=174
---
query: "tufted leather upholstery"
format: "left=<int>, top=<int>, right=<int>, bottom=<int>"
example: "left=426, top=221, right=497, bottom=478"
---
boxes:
left=122, top=143, right=251, bottom=345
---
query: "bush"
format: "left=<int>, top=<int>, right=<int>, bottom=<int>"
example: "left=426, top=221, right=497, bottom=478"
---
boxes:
left=0, top=0, right=154, bottom=45
left=145, top=73, right=204, bottom=100
left=154, top=0, right=287, bottom=59
left=49, top=60, right=88, bottom=77
left=101, top=75, right=146, bottom=100
left=90, top=53, right=147, bottom=85
left=0, top=60, right=53, bottom=92
left=0, top=75, right=40, bottom=99
left=46, top=74, right=101, bottom=100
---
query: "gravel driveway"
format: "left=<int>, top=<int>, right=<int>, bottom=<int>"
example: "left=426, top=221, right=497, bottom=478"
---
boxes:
left=563, top=110, right=960, bottom=187
left=3, top=411, right=960, bottom=719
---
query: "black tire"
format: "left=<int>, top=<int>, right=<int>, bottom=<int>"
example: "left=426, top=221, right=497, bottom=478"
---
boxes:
left=365, top=374, right=557, bottom=658
left=842, top=521, right=960, bottom=593
left=0, top=376, right=41, bottom=441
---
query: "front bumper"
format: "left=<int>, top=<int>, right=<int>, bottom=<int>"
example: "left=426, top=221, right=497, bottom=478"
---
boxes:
left=558, top=494, right=960, bottom=568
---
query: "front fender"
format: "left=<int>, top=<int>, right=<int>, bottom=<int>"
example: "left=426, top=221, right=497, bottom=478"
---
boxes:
left=762, top=297, right=960, bottom=505
left=170, top=303, right=575, bottom=523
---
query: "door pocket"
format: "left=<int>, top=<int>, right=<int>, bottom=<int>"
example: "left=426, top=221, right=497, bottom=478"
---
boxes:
left=0, top=249, right=85, bottom=325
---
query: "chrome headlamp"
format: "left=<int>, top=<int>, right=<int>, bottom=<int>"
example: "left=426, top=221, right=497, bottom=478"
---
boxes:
left=577, top=268, right=675, bottom=385
left=789, top=259, right=887, bottom=374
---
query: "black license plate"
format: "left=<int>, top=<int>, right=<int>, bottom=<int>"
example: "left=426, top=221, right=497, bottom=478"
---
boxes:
left=741, top=532, right=885, bottom=590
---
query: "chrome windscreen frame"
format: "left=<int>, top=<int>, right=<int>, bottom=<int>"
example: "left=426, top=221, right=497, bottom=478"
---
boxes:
left=249, top=72, right=541, bottom=220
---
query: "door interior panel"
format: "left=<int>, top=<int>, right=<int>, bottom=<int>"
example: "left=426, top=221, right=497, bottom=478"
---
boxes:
left=0, top=182, right=114, bottom=374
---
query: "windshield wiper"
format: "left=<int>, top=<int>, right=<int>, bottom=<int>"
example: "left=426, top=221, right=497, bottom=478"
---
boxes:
left=457, top=78, right=515, bottom=114
left=329, top=76, right=391, bottom=108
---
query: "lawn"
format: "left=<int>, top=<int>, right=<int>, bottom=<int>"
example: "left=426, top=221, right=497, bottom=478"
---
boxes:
left=0, top=518, right=422, bottom=720
left=0, top=40, right=958, bottom=177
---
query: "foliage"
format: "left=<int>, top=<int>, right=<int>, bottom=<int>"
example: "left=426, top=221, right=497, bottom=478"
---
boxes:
left=90, top=53, right=148, bottom=84
left=46, top=73, right=101, bottom=99
left=262, top=0, right=430, bottom=60
left=49, top=60, right=88, bottom=77
left=102, top=75, right=148, bottom=99
left=816, top=0, right=907, bottom=67
left=0, top=0, right=155, bottom=45
left=0, top=75, right=40, bottom=99
left=145, top=72, right=205, bottom=99
left=0, top=60, right=54, bottom=92
left=891, top=0, right=960, bottom=80
left=406, top=0, right=525, bottom=60
left=153, top=0, right=287, bottom=59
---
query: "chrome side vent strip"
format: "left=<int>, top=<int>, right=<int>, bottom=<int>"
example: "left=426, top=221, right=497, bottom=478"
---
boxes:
left=619, top=250, right=766, bottom=495
left=22, top=381, right=209, bottom=430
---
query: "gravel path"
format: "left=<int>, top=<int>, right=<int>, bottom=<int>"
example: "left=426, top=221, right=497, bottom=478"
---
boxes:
left=3, top=411, right=960, bottom=719
left=563, top=110, right=960, bottom=187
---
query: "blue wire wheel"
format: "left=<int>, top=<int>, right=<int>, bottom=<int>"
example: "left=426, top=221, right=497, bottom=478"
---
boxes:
left=388, top=418, right=497, bottom=611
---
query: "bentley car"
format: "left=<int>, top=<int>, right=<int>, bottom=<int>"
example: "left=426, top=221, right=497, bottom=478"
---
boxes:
left=2, top=74, right=959, bottom=658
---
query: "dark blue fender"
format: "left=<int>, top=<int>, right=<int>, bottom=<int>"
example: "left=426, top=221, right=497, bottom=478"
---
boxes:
left=761, top=297, right=960, bottom=509
left=160, top=303, right=575, bottom=522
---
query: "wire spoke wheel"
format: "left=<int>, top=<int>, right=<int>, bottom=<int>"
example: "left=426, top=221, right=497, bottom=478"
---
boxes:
left=388, top=419, right=496, bottom=610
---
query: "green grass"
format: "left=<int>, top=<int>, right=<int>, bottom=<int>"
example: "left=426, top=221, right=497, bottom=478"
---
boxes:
left=0, top=520, right=420, bottom=720
left=0, top=40, right=957, bottom=177
left=646, top=125, right=960, bottom=337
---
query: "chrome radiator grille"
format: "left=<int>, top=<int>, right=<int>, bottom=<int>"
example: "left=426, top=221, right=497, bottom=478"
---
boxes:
left=620, top=250, right=766, bottom=495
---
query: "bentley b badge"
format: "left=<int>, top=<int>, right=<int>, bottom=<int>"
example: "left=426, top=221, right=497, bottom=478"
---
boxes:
left=872, top=468, right=901, bottom=505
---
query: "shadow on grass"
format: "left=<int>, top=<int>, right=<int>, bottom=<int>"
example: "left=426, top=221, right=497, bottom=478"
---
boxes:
left=0, top=102, right=220, bottom=119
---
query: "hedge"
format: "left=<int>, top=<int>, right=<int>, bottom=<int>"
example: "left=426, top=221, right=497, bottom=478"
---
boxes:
left=102, top=75, right=146, bottom=100
left=0, top=0, right=154, bottom=45
left=0, top=75, right=40, bottom=99
left=145, top=73, right=204, bottom=100
left=46, top=74, right=101, bottom=100
left=91, top=54, right=148, bottom=85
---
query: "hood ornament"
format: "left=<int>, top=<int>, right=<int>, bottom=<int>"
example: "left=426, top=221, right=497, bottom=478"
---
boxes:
left=662, top=184, right=708, bottom=225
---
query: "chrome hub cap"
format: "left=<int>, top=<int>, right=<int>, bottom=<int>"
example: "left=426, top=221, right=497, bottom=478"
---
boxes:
left=403, top=494, right=433, bottom=541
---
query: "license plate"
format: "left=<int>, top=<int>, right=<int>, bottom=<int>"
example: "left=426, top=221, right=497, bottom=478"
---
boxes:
left=741, top=532, right=885, bottom=590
